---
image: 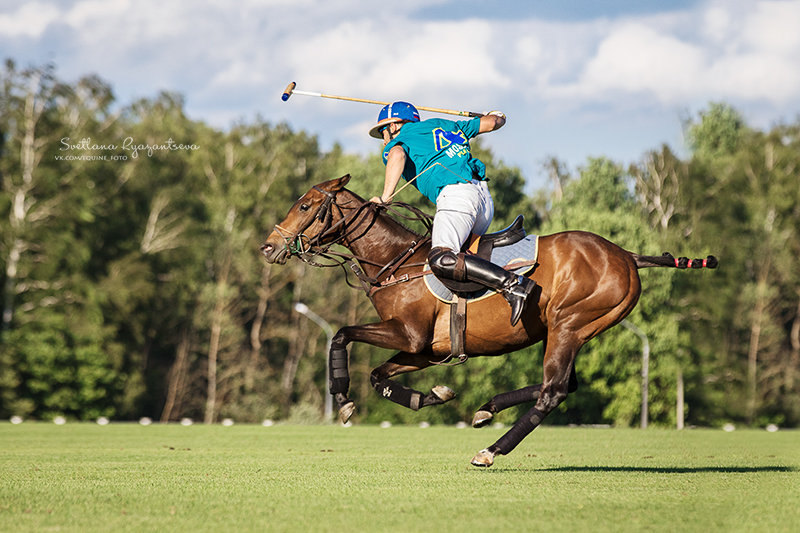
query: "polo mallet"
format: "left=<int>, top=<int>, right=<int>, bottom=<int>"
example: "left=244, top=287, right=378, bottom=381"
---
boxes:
left=281, top=81, right=483, bottom=118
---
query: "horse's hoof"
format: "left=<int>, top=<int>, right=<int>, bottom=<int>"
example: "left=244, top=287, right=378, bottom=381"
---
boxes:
left=471, top=410, right=493, bottom=428
left=471, top=448, right=495, bottom=467
left=431, top=385, right=455, bottom=403
left=338, top=401, right=356, bottom=424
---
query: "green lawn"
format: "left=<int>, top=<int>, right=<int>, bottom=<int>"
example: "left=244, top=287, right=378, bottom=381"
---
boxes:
left=1, top=423, right=797, bottom=532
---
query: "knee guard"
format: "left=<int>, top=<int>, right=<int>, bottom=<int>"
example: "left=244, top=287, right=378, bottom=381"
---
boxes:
left=428, top=247, right=467, bottom=282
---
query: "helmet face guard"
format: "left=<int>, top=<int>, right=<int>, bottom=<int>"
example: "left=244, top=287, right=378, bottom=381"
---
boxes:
left=369, top=101, right=420, bottom=138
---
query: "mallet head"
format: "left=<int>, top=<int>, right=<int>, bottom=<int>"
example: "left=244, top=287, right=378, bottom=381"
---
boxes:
left=282, top=81, right=296, bottom=102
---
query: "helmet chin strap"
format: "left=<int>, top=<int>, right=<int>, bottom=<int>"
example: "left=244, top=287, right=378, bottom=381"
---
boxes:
left=383, top=122, right=404, bottom=142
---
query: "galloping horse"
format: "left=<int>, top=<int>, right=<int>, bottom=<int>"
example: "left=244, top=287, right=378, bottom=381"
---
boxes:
left=260, top=175, right=717, bottom=467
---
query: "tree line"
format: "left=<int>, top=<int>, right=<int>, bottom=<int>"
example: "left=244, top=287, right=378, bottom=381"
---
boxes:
left=1, top=61, right=798, bottom=428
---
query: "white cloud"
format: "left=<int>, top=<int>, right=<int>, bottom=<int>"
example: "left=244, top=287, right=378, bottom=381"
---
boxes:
left=63, top=0, right=131, bottom=29
left=702, top=5, right=735, bottom=48
left=2, top=0, right=799, bottom=188
left=578, top=22, right=707, bottom=104
left=514, top=36, right=543, bottom=73
left=741, top=0, right=800, bottom=54
left=14, top=0, right=796, bottom=113
left=285, top=18, right=510, bottom=99
left=709, top=53, right=800, bottom=103
left=0, top=2, right=60, bottom=38
left=533, top=1, right=800, bottom=110
left=700, top=0, right=800, bottom=104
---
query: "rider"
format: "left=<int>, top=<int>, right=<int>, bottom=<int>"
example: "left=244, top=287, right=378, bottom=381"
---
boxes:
left=368, top=101, right=536, bottom=326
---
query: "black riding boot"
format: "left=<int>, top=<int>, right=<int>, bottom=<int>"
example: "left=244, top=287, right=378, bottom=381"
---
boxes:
left=429, top=247, right=536, bottom=326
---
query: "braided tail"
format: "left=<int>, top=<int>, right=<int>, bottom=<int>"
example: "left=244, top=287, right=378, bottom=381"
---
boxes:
left=631, top=252, right=718, bottom=270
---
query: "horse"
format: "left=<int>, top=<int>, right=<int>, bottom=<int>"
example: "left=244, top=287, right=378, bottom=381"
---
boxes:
left=260, top=175, right=717, bottom=467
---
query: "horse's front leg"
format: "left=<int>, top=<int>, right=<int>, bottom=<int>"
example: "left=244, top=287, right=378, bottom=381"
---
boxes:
left=329, top=319, right=425, bottom=423
left=370, top=352, right=455, bottom=411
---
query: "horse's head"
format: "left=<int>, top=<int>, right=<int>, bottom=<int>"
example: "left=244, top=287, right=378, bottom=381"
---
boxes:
left=260, top=174, right=352, bottom=264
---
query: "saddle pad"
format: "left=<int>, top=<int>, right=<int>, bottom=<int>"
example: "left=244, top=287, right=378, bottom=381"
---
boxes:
left=424, top=235, right=539, bottom=304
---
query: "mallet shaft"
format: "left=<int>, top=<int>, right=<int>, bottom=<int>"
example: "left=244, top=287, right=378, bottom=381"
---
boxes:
left=416, top=105, right=481, bottom=118
left=282, top=81, right=482, bottom=118
left=289, top=89, right=322, bottom=98
left=305, top=91, right=387, bottom=107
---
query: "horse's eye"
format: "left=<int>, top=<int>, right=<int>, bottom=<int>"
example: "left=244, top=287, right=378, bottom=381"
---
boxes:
left=299, top=204, right=310, bottom=212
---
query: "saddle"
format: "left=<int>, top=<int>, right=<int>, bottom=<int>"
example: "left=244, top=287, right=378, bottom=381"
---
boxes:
left=423, top=215, right=538, bottom=365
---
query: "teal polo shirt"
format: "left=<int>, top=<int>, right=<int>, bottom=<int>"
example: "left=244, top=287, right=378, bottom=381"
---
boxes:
left=381, top=117, right=486, bottom=204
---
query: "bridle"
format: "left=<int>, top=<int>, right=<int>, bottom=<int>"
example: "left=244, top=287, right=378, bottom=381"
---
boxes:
left=272, top=185, right=345, bottom=258
left=270, top=186, right=433, bottom=290
left=273, top=185, right=385, bottom=264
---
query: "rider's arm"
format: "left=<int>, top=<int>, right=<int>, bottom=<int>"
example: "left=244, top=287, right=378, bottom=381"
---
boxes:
left=370, top=145, right=406, bottom=204
left=478, top=111, right=506, bottom=134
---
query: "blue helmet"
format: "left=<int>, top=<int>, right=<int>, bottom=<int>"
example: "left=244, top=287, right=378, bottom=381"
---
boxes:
left=368, top=101, right=420, bottom=138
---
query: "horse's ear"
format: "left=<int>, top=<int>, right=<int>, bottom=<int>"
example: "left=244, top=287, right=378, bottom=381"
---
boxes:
left=332, top=174, right=351, bottom=191
left=317, top=174, right=350, bottom=193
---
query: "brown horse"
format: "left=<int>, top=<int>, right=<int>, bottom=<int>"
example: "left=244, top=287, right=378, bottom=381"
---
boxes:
left=260, top=175, right=717, bottom=467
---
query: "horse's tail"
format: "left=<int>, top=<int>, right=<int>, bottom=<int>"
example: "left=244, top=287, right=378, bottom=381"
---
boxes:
left=630, top=251, right=718, bottom=270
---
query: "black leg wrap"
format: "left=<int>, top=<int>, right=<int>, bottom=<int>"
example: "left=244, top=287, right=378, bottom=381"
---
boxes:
left=492, top=406, right=546, bottom=455
left=373, top=378, right=424, bottom=411
left=491, top=385, right=542, bottom=413
left=328, top=344, right=350, bottom=396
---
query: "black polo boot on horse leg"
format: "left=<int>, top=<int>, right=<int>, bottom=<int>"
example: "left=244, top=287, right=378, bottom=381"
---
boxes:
left=370, top=363, right=455, bottom=412
left=471, top=363, right=579, bottom=428
left=328, top=339, right=355, bottom=423
left=429, top=247, right=536, bottom=326
left=327, top=318, right=457, bottom=424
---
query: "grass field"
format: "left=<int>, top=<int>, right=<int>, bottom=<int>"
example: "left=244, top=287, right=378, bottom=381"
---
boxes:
left=1, top=422, right=798, bottom=532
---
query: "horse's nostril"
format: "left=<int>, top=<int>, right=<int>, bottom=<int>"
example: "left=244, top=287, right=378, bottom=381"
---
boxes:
left=261, top=244, right=273, bottom=255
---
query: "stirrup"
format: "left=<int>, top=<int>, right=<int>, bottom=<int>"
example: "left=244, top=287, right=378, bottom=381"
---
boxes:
left=503, top=276, right=535, bottom=326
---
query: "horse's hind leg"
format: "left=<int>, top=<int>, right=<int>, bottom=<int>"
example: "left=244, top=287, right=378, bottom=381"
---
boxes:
left=471, top=385, right=542, bottom=428
left=472, top=364, right=578, bottom=428
left=472, top=332, right=582, bottom=467
left=370, top=352, right=456, bottom=411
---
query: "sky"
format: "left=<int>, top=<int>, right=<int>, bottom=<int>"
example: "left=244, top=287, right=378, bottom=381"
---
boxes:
left=2, top=0, right=799, bottom=191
